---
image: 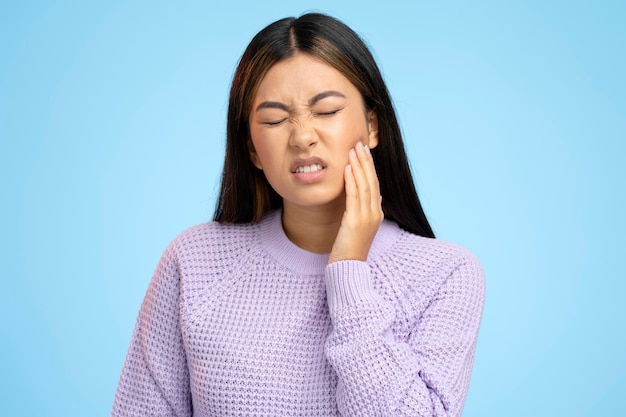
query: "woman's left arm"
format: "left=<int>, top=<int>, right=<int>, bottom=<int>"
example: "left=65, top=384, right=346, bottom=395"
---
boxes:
left=326, top=142, right=484, bottom=416
left=324, top=256, right=484, bottom=417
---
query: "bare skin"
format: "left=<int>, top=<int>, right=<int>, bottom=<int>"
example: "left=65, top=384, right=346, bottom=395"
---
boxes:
left=248, top=53, right=384, bottom=264
left=328, top=142, right=383, bottom=263
left=275, top=141, right=383, bottom=264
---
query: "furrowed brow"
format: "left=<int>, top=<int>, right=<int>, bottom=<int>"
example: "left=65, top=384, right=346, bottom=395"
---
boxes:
left=255, top=101, right=290, bottom=112
left=308, top=90, right=346, bottom=106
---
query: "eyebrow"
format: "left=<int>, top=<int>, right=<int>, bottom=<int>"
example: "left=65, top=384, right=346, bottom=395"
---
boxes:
left=254, top=101, right=290, bottom=112
left=308, top=90, right=346, bottom=105
left=254, top=90, right=347, bottom=112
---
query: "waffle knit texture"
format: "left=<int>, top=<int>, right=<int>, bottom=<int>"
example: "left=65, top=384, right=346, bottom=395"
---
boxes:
left=112, top=209, right=485, bottom=416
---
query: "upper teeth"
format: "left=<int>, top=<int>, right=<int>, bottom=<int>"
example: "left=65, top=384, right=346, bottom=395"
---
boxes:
left=295, top=164, right=323, bottom=173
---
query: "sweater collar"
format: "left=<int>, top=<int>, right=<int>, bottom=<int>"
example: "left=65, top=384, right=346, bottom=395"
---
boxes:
left=258, top=210, right=402, bottom=276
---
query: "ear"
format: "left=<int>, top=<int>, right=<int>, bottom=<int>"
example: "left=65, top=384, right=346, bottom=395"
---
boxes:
left=247, top=140, right=263, bottom=169
left=367, top=111, right=379, bottom=149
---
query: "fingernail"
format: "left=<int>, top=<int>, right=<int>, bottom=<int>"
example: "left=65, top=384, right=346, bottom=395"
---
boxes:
left=350, top=149, right=356, bottom=158
left=357, top=141, right=364, bottom=151
left=365, top=145, right=371, bottom=155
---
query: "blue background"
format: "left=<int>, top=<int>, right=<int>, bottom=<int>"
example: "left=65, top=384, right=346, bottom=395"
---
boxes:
left=2, top=1, right=624, bottom=415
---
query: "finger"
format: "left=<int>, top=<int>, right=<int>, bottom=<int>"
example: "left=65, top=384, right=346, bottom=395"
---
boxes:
left=364, top=145, right=382, bottom=214
left=344, top=163, right=359, bottom=215
left=355, top=142, right=380, bottom=211
left=349, top=146, right=371, bottom=213
left=362, top=145, right=381, bottom=194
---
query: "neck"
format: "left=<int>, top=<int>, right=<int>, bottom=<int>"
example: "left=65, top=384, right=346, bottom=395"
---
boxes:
left=281, top=200, right=344, bottom=254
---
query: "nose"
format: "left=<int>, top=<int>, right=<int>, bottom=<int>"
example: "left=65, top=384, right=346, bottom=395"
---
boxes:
left=289, top=117, right=318, bottom=150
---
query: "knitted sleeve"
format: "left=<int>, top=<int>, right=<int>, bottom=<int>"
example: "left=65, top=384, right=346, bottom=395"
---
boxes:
left=324, top=255, right=484, bottom=416
left=111, top=244, right=192, bottom=417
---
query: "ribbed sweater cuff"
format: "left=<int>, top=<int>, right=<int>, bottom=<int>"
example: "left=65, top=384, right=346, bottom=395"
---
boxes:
left=325, top=260, right=380, bottom=313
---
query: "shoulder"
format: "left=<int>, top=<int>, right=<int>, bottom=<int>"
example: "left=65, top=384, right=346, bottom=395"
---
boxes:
left=373, top=221, right=481, bottom=274
left=367, top=224, right=485, bottom=337
left=372, top=223, right=484, bottom=295
left=397, top=230, right=482, bottom=273
left=165, top=221, right=261, bottom=268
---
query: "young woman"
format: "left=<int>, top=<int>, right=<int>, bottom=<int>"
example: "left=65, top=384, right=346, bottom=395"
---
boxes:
left=112, top=13, right=484, bottom=417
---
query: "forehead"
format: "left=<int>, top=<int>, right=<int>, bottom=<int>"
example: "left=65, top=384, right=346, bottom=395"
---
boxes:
left=254, top=53, right=358, bottom=102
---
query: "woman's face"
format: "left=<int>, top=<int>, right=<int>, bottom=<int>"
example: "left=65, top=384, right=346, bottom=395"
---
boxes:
left=248, top=53, right=378, bottom=211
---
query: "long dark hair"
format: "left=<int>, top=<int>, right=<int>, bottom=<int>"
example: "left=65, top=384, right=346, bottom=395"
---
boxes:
left=214, top=13, right=435, bottom=238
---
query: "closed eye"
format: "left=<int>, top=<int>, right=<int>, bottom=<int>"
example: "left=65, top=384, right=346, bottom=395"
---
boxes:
left=314, top=109, right=342, bottom=117
left=262, top=118, right=288, bottom=126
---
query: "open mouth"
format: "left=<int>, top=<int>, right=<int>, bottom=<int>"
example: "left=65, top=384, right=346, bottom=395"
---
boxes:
left=290, top=157, right=327, bottom=174
left=294, top=163, right=324, bottom=174
left=290, top=157, right=328, bottom=183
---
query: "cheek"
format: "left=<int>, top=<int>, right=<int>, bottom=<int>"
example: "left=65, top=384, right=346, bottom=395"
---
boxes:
left=320, top=116, right=369, bottom=151
left=255, top=142, right=273, bottom=170
left=249, top=130, right=275, bottom=166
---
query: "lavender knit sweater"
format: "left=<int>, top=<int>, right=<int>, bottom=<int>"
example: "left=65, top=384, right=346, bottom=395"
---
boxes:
left=112, top=210, right=484, bottom=416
